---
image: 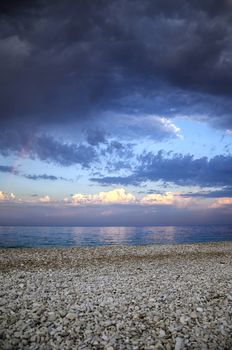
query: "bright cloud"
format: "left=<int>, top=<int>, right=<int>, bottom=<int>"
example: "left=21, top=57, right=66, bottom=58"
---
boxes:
left=141, top=192, right=174, bottom=205
left=72, top=188, right=136, bottom=205
left=152, top=116, right=182, bottom=139
left=0, top=188, right=209, bottom=210
left=141, top=192, right=191, bottom=207
left=130, top=115, right=182, bottom=139
left=70, top=188, right=193, bottom=207
left=101, top=114, right=182, bottom=140
left=39, top=195, right=50, bottom=203
left=0, top=191, right=16, bottom=201
left=210, top=197, right=232, bottom=208
left=0, top=191, right=7, bottom=201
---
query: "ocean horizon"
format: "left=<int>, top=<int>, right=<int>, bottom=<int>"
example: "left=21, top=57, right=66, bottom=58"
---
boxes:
left=1, top=225, right=232, bottom=248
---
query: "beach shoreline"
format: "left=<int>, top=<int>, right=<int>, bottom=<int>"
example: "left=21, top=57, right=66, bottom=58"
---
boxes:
left=0, top=241, right=232, bottom=271
left=1, top=242, right=232, bottom=349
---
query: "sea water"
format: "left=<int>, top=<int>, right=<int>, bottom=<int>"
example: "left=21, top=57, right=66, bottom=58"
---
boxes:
left=0, top=225, right=232, bottom=247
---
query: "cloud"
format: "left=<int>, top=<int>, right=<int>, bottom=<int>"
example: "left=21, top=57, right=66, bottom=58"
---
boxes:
left=181, top=187, right=232, bottom=198
left=71, top=188, right=136, bottom=205
left=210, top=197, right=232, bottom=208
left=0, top=187, right=196, bottom=209
left=1, top=0, right=232, bottom=133
left=0, top=35, right=31, bottom=60
left=0, top=131, right=97, bottom=167
left=90, top=175, right=143, bottom=186
left=86, top=129, right=107, bottom=146
left=69, top=188, right=192, bottom=208
left=142, top=192, right=174, bottom=205
left=0, top=165, right=17, bottom=174
left=102, top=141, right=134, bottom=157
left=1, top=187, right=192, bottom=207
left=0, top=191, right=16, bottom=201
left=100, top=114, right=182, bottom=141
left=24, top=174, right=66, bottom=181
left=91, top=151, right=232, bottom=187
left=32, top=135, right=97, bottom=167
left=141, top=192, right=192, bottom=208
left=226, top=129, right=232, bottom=136
left=153, top=117, right=181, bottom=139
left=99, top=140, right=135, bottom=172
left=141, top=192, right=173, bottom=206
left=0, top=191, right=7, bottom=201
left=2, top=195, right=232, bottom=226
left=1, top=186, right=231, bottom=225
left=39, top=195, right=50, bottom=203
left=0, top=163, right=68, bottom=181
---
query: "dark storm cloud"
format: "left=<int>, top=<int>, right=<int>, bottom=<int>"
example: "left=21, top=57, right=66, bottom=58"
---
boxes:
left=1, top=0, right=232, bottom=132
left=0, top=130, right=97, bottom=167
left=0, top=1, right=40, bottom=15
left=91, top=151, right=232, bottom=187
left=86, top=129, right=107, bottom=146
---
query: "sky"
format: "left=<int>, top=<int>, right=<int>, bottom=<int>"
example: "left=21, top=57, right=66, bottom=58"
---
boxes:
left=1, top=0, right=232, bottom=226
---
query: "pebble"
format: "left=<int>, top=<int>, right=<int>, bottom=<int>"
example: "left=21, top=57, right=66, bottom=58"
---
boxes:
left=0, top=299, right=7, bottom=306
left=14, top=332, right=21, bottom=338
left=196, top=307, right=203, bottom=313
left=0, top=242, right=232, bottom=349
left=65, top=312, right=76, bottom=320
left=179, top=315, right=186, bottom=324
left=154, top=342, right=165, bottom=350
left=47, top=312, right=56, bottom=322
left=175, top=337, right=184, bottom=350
left=159, top=329, right=166, bottom=337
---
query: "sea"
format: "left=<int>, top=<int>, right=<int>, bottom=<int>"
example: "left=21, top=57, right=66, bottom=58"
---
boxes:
left=0, top=225, right=232, bottom=248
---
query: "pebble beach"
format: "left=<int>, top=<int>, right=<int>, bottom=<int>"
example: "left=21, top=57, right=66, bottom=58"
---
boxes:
left=0, top=242, right=232, bottom=350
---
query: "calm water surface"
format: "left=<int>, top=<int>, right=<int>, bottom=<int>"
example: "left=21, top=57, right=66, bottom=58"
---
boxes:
left=0, top=225, right=232, bottom=248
